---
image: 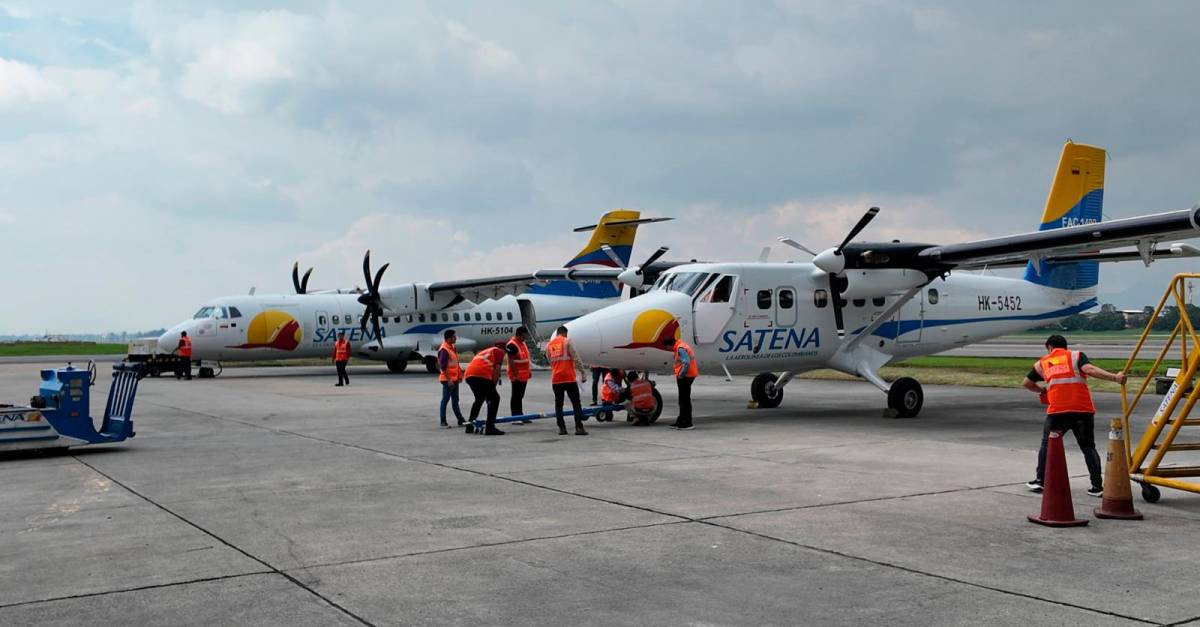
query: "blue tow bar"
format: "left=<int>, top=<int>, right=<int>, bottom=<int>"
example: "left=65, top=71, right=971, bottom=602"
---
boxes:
left=466, top=404, right=626, bottom=434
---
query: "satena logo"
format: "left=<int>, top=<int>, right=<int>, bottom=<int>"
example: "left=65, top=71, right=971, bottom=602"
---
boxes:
left=228, top=310, right=302, bottom=351
left=616, top=309, right=680, bottom=352
left=719, top=327, right=820, bottom=354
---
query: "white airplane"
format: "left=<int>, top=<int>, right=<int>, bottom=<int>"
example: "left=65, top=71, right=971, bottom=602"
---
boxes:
left=158, top=210, right=675, bottom=376
left=565, top=141, right=1200, bottom=417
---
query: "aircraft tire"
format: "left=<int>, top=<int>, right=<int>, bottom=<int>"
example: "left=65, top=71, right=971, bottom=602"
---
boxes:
left=887, top=377, right=923, bottom=418
left=649, top=389, right=664, bottom=423
left=750, top=373, right=784, bottom=408
left=423, top=355, right=438, bottom=373
left=387, top=359, right=408, bottom=374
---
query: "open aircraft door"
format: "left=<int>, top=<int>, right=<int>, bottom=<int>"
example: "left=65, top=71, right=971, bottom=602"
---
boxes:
left=517, top=298, right=540, bottom=342
left=693, top=275, right=738, bottom=344
left=893, top=290, right=925, bottom=345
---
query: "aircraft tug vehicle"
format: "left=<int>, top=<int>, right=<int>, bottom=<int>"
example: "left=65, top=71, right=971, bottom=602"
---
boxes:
left=0, top=362, right=143, bottom=453
left=158, top=210, right=677, bottom=376
left=565, top=141, right=1200, bottom=418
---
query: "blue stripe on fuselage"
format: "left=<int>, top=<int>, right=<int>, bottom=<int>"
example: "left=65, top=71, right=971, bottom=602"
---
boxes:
left=858, top=299, right=1098, bottom=340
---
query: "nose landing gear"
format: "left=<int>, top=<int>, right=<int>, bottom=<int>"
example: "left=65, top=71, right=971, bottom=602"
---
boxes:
left=886, top=377, right=924, bottom=418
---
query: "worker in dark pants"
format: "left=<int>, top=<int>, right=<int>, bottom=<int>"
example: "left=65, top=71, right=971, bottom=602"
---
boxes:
left=332, top=331, right=351, bottom=386
left=546, top=326, right=588, bottom=436
left=465, top=342, right=507, bottom=435
left=506, top=327, right=532, bottom=422
left=174, top=331, right=193, bottom=380
left=667, top=335, right=698, bottom=430
left=1022, top=334, right=1126, bottom=496
left=437, top=330, right=466, bottom=428
left=590, top=366, right=609, bottom=405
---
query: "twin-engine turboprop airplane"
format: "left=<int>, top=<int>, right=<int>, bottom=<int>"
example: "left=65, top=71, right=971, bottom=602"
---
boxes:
left=565, top=141, right=1200, bottom=417
left=158, top=210, right=675, bottom=374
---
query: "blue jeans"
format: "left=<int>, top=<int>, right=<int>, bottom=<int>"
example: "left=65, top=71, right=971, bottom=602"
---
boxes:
left=440, top=381, right=464, bottom=424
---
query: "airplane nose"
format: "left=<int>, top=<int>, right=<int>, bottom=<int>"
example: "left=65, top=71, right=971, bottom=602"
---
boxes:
left=157, top=330, right=178, bottom=354
left=567, top=292, right=691, bottom=372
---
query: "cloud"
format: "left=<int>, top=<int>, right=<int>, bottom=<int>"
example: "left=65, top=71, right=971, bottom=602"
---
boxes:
left=0, top=57, right=65, bottom=106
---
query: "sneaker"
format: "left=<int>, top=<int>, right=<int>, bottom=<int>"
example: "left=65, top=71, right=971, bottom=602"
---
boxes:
left=575, top=427, right=589, bottom=436
left=558, top=426, right=568, bottom=436
left=439, top=422, right=451, bottom=429
left=674, top=424, right=694, bottom=431
left=335, top=383, right=344, bottom=387
left=1088, top=485, right=1104, bottom=497
left=1025, top=479, right=1043, bottom=493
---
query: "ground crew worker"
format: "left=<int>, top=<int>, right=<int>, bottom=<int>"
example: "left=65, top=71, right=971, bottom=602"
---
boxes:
left=626, top=371, right=657, bottom=426
left=546, top=326, right=588, bottom=436
left=600, top=369, right=625, bottom=406
left=591, top=366, right=609, bottom=405
left=667, top=335, right=698, bottom=430
left=175, top=331, right=193, bottom=380
left=1022, top=334, right=1126, bottom=496
left=506, top=327, right=532, bottom=420
left=332, top=331, right=351, bottom=386
left=465, top=342, right=507, bottom=436
left=437, top=330, right=466, bottom=428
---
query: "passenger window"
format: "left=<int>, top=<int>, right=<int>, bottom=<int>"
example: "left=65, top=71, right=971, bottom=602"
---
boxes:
left=872, top=297, right=886, bottom=307
left=475, top=313, right=482, bottom=321
left=507, top=312, right=514, bottom=321
left=453, top=313, right=460, bottom=322
left=927, top=288, right=939, bottom=305
left=441, top=313, right=449, bottom=322
left=318, top=315, right=327, bottom=325
left=418, top=314, right=425, bottom=323
left=229, top=307, right=242, bottom=318
left=405, top=314, right=413, bottom=323
left=837, top=298, right=848, bottom=308
left=852, top=298, right=866, bottom=308
left=757, top=290, right=773, bottom=310
left=778, top=289, right=794, bottom=309
left=486, top=312, right=493, bottom=321
left=814, top=290, right=828, bottom=308
left=331, top=315, right=339, bottom=324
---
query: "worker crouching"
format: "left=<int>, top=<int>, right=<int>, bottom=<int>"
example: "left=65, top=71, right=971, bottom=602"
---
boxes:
left=626, top=372, right=657, bottom=426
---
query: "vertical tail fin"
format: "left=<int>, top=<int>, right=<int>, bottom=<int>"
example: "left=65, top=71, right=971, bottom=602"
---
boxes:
left=1024, top=141, right=1105, bottom=292
left=526, top=209, right=642, bottom=299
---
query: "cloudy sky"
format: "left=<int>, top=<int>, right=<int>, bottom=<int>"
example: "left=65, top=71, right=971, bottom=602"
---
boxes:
left=2, top=1, right=1199, bottom=334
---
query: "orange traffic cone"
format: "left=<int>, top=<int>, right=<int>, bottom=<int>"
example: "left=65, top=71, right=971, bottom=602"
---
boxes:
left=1028, top=430, right=1089, bottom=527
left=1094, top=419, right=1144, bottom=520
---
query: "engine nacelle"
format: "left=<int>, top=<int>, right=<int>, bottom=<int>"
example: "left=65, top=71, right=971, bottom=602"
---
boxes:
left=377, top=284, right=462, bottom=313
left=838, top=269, right=926, bottom=299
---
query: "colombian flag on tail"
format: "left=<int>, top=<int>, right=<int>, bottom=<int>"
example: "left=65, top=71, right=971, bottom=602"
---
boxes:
left=526, top=209, right=642, bottom=298
left=1024, top=141, right=1105, bottom=291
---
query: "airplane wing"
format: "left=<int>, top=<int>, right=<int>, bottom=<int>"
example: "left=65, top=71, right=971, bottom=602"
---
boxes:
left=959, top=242, right=1200, bottom=269
left=424, top=262, right=683, bottom=304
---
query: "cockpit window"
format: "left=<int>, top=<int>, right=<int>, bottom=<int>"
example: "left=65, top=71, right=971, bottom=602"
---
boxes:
left=215, top=307, right=229, bottom=319
left=229, top=307, right=243, bottom=318
left=656, top=272, right=712, bottom=296
left=193, top=306, right=215, bottom=319
left=701, top=275, right=735, bottom=303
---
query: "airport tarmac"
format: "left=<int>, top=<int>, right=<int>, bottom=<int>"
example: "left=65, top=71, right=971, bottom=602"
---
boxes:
left=3, top=362, right=1200, bottom=626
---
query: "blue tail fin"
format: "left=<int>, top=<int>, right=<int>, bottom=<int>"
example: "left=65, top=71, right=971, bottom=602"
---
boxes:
left=526, top=210, right=641, bottom=299
left=1023, top=141, right=1104, bottom=292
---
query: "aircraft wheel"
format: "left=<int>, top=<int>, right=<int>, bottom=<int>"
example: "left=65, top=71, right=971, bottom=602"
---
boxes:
left=423, top=355, right=438, bottom=373
left=1141, top=483, right=1161, bottom=503
left=387, top=359, right=408, bottom=373
left=649, top=389, right=664, bottom=423
left=750, top=373, right=784, bottom=408
left=597, top=410, right=612, bottom=422
left=887, top=377, right=923, bottom=418
left=198, top=367, right=215, bottom=379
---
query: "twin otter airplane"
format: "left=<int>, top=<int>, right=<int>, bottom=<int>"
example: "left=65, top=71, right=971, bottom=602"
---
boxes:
left=566, top=142, right=1200, bottom=417
left=158, top=211, right=672, bottom=373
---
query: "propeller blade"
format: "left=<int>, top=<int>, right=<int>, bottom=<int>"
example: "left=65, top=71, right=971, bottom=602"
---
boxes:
left=362, top=250, right=373, bottom=291
left=835, top=207, right=880, bottom=254
left=372, top=263, right=389, bottom=294
left=639, top=246, right=670, bottom=271
left=359, top=309, right=369, bottom=333
left=599, top=245, right=627, bottom=269
left=758, top=247, right=771, bottom=263
left=371, top=311, right=384, bottom=349
left=300, top=267, right=313, bottom=294
left=829, top=274, right=846, bottom=339
left=292, top=262, right=302, bottom=294
left=777, top=237, right=817, bottom=256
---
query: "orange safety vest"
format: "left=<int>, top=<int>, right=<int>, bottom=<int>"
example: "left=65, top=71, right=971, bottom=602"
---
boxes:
left=601, top=372, right=623, bottom=404
left=673, top=339, right=698, bottom=378
left=333, top=338, right=350, bottom=361
left=629, top=379, right=655, bottom=411
left=465, top=346, right=505, bottom=380
left=1037, top=348, right=1095, bottom=414
left=438, top=341, right=463, bottom=383
left=178, top=336, right=193, bottom=358
left=546, top=336, right=577, bottom=385
left=506, top=338, right=531, bottom=382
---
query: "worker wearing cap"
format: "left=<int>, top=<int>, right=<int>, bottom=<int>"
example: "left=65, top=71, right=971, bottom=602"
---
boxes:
left=332, top=331, right=351, bottom=387
left=506, top=327, right=532, bottom=420
left=175, top=331, right=193, bottom=380
left=465, top=342, right=508, bottom=435
left=600, top=369, right=625, bottom=406
left=437, top=330, right=466, bottom=428
left=1022, top=334, right=1126, bottom=496
left=667, top=335, right=698, bottom=430
left=546, top=326, right=588, bottom=436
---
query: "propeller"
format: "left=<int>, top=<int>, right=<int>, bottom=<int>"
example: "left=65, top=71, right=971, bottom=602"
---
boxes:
left=614, top=246, right=670, bottom=290
left=355, top=250, right=390, bottom=349
left=777, top=237, right=817, bottom=256
left=292, top=262, right=314, bottom=294
left=813, top=206, right=879, bottom=274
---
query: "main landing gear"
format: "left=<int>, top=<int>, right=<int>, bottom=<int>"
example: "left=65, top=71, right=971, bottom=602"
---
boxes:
left=749, top=370, right=924, bottom=418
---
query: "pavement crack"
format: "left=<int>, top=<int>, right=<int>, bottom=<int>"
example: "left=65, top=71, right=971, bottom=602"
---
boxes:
left=0, top=572, right=272, bottom=610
